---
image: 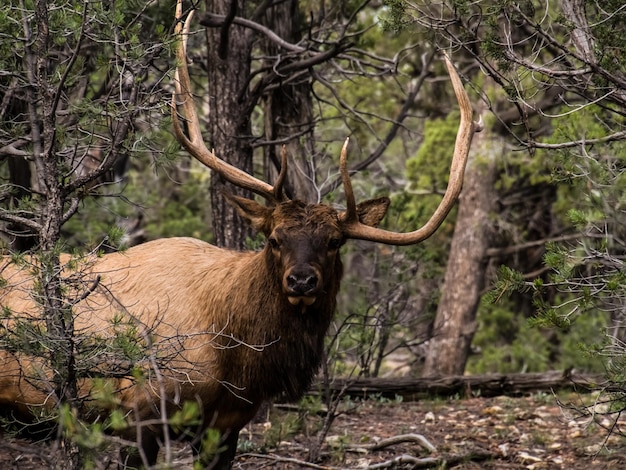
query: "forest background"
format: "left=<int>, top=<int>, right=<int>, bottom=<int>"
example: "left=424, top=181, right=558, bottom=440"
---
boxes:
left=1, top=0, right=625, bottom=467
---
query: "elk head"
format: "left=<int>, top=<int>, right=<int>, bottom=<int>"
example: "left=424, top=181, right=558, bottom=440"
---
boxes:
left=171, top=3, right=479, bottom=306
left=223, top=188, right=389, bottom=306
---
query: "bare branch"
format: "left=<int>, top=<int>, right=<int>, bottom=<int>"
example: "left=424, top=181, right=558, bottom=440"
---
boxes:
left=526, top=130, right=626, bottom=149
left=0, top=140, right=30, bottom=157
left=201, top=12, right=306, bottom=53
left=0, top=212, right=42, bottom=232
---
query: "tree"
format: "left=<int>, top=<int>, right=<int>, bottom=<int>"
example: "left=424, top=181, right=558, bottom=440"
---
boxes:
left=423, top=114, right=499, bottom=376
left=380, top=0, right=626, bottom=380
left=257, top=0, right=318, bottom=202
left=194, top=0, right=435, bottom=246
left=0, top=1, right=170, bottom=466
left=200, top=0, right=256, bottom=248
left=369, top=11, right=626, bottom=449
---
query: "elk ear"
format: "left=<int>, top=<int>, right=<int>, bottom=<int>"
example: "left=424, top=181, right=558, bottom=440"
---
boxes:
left=355, top=197, right=390, bottom=227
left=223, top=193, right=273, bottom=233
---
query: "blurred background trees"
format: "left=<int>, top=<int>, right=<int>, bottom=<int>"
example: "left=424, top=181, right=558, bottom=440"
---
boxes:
left=414, top=0, right=626, bottom=379
left=2, top=0, right=626, bottom=462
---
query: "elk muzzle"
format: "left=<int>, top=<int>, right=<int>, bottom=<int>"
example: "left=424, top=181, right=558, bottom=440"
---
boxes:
left=284, top=265, right=321, bottom=306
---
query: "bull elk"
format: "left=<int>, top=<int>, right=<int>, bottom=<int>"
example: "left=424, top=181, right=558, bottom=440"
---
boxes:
left=0, top=2, right=479, bottom=468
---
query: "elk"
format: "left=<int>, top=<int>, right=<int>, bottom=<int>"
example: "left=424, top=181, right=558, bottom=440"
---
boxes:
left=0, top=2, right=479, bottom=469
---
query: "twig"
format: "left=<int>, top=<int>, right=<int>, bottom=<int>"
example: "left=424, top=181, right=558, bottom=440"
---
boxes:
left=239, top=453, right=336, bottom=469
left=0, top=439, right=56, bottom=467
left=365, top=450, right=494, bottom=469
left=346, top=433, right=437, bottom=453
left=365, top=454, right=437, bottom=469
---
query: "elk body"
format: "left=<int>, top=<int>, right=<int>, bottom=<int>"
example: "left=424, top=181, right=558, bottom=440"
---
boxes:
left=0, top=217, right=379, bottom=467
left=0, top=2, right=479, bottom=468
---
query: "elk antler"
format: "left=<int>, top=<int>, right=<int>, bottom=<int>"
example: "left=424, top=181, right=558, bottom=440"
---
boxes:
left=171, top=0, right=287, bottom=202
left=340, top=52, right=480, bottom=245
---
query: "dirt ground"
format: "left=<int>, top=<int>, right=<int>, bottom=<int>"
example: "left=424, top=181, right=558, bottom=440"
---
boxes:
left=235, top=393, right=626, bottom=469
left=1, top=393, right=625, bottom=469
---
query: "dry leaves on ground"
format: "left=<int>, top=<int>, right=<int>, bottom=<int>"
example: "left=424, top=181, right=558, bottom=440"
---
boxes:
left=1, top=393, right=624, bottom=469
left=236, top=393, right=626, bottom=469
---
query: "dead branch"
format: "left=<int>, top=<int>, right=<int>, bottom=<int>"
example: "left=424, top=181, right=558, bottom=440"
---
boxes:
left=239, top=453, right=335, bottom=469
left=315, top=370, right=604, bottom=401
left=365, top=449, right=495, bottom=469
left=346, top=433, right=436, bottom=453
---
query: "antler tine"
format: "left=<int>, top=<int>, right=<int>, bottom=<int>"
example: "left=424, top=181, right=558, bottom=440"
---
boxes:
left=272, top=145, right=289, bottom=201
left=341, top=52, right=480, bottom=245
left=171, top=0, right=281, bottom=202
left=340, top=138, right=358, bottom=222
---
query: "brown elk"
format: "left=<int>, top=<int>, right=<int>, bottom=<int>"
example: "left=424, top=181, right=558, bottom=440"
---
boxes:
left=0, top=3, right=479, bottom=469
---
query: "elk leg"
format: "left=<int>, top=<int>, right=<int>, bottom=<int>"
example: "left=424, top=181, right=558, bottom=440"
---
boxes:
left=194, top=428, right=240, bottom=470
left=119, top=427, right=161, bottom=469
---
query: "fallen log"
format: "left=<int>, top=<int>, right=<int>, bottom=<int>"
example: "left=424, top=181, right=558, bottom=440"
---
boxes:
left=314, top=370, right=606, bottom=401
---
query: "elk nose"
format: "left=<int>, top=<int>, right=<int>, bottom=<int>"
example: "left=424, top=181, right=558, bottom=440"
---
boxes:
left=286, top=271, right=319, bottom=295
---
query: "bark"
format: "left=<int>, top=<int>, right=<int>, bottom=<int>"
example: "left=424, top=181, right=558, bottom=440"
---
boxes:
left=29, top=1, right=80, bottom=466
left=561, top=0, right=595, bottom=63
left=205, top=0, right=255, bottom=249
left=422, top=125, right=499, bottom=376
left=259, top=1, right=317, bottom=202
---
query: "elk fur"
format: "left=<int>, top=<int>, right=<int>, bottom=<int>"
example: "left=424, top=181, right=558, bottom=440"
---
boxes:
left=0, top=196, right=389, bottom=468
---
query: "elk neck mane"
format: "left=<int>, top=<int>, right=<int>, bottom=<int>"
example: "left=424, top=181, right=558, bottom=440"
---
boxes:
left=216, top=222, right=343, bottom=401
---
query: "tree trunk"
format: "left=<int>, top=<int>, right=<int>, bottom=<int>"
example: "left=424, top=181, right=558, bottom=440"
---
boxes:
left=29, top=1, right=80, bottom=467
left=259, top=1, right=318, bottom=202
left=422, top=126, right=499, bottom=376
left=205, top=0, right=255, bottom=249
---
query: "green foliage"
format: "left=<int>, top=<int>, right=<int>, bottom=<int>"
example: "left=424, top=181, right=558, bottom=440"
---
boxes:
left=0, top=1, right=187, bottom=465
left=400, top=111, right=460, bottom=249
left=484, top=266, right=527, bottom=304
left=392, top=111, right=461, bottom=266
left=407, top=112, right=459, bottom=190
left=107, top=410, right=128, bottom=432
left=0, top=316, right=47, bottom=356
left=312, top=3, right=430, bottom=170
left=586, top=0, right=626, bottom=84
left=299, top=394, right=325, bottom=417
left=262, top=411, right=302, bottom=449
left=379, top=0, right=412, bottom=33
left=91, top=378, right=121, bottom=408
left=58, top=404, right=107, bottom=468
left=62, top=162, right=213, bottom=250
left=194, top=428, right=227, bottom=470
left=2, top=0, right=179, bottom=247
left=170, top=401, right=202, bottom=434
left=109, top=315, right=145, bottom=363
left=479, top=101, right=626, bottom=376
left=469, top=298, right=607, bottom=374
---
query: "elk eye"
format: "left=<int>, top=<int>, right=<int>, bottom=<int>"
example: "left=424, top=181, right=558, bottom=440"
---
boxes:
left=268, top=237, right=280, bottom=249
left=328, top=238, right=342, bottom=250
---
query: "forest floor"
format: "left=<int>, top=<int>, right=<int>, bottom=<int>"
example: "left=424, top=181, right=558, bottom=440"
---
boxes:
left=1, top=392, right=625, bottom=469
left=235, top=392, right=626, bottom=469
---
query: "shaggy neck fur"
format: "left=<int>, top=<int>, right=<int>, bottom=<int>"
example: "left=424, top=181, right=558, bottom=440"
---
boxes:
left=214, top=245, right=342, bottom=402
